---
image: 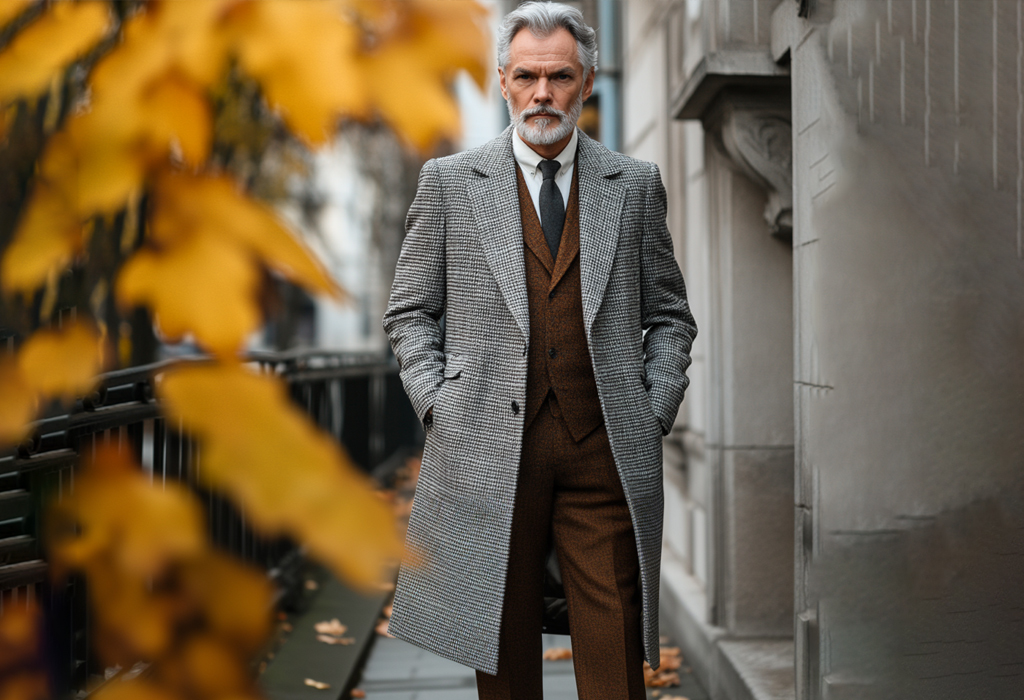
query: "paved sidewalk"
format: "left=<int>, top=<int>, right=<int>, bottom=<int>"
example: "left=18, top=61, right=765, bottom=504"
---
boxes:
left=355, top=634, right=710, bottom=700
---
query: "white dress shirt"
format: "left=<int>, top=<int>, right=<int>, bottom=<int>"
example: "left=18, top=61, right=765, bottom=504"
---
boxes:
left=512, top=127, right=578, bottom=226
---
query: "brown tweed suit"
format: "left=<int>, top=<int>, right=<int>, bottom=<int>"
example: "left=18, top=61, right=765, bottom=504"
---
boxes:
left=474, top=163, right=646, bottom=700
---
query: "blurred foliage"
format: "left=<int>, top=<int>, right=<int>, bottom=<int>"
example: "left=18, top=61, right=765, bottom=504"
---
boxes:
left=0, top=0, right=488, bottom=698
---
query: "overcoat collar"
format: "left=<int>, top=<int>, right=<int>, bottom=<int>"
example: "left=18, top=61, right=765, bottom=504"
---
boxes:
left=468, top=126, right=626, bottom=340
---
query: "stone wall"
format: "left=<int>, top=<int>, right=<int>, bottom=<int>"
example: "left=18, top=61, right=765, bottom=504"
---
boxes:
left=775, top=1, right=1024, bottom=697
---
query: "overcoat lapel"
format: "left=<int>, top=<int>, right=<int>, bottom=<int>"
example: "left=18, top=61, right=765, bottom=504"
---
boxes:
left=577, top=132, right=625, bottom=336
left=469, top=127, right=530, bottom=340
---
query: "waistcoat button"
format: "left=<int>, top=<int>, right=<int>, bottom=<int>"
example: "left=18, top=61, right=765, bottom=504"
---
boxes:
left=511, top=400, right=520, bottom=414
left=548, top=347, right=557, bottom=358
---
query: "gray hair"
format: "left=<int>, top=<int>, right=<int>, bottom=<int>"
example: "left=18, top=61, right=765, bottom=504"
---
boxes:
left=497, top=1, right=598, bottom=75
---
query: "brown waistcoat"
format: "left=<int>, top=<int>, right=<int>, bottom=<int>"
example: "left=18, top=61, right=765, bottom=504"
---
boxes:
left=516, top=162, right=603, bottom=441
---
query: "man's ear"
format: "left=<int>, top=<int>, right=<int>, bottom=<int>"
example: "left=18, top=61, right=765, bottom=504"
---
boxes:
left=582, top=68, right=595, bottom=102
left=498, top=67, right=508, bottom=100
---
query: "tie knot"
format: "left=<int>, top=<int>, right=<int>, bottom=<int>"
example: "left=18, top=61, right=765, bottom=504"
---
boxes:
left=538, top=159, right=560, bottom=180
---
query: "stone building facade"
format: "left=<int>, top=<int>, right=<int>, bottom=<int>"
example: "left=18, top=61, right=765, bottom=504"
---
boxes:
left=622, top=1, right=1024, bottom=698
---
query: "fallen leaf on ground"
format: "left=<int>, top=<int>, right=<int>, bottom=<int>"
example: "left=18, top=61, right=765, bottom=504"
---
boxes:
left=542, top=647, right=572, bottom=661
left=374, top=619, right=394, bottom=638
left=303, top=679, right=329, bottom=690
left=351, top=690, right=366, bottom=699
left=644, top=647, right=683, bottom=687
left=659, top=647, right=683, bottom=670
left=316, top=634, right=355, bottom=645
left=645, top=671, right=681, bottom=688
left=305, top=579, right=319, bottom=590
left=314, top=619, right=346, bottom=636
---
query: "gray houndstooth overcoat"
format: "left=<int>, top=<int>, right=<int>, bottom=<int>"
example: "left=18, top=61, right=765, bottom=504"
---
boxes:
left=382, top=126, right=696, bottom=675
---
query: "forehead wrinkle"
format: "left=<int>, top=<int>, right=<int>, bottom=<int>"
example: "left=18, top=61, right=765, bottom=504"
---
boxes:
left=507, top=27, right=582, bottom=70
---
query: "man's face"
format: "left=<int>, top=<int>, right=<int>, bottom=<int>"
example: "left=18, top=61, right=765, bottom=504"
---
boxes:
left=499, top=27, right=594, bottom=147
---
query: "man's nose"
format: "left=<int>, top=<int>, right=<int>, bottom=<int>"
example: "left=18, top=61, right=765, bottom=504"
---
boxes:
left=533, top=78, right=553, bottom=103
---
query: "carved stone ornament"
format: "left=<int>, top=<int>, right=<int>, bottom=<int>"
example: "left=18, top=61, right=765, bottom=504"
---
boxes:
left=720, top=109, right=793, bottom=238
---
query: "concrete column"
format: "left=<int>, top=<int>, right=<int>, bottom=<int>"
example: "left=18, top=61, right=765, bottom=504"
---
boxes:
left=702, top=96, right=796, bottom=637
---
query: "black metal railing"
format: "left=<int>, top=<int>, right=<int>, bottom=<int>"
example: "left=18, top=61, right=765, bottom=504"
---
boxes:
left=0, top=350, right=421, bottom=693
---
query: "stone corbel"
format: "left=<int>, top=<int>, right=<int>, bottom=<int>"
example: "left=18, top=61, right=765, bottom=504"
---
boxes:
left=720, top=108, right=793, bottom=238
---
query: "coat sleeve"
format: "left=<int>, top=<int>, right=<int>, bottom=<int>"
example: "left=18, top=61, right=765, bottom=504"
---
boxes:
left=640, top=162, right=698, bottom=435
left=383, top=158, right=447, bottom=426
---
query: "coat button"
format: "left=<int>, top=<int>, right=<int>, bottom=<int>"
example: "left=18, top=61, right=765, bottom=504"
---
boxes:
left=548, top=291, right=555, bottom=301
left=511, top=401, right=520, bottom=415
left=548, top=347, right=557, bottom=358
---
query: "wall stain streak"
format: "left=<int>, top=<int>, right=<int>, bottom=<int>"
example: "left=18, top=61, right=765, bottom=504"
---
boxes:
left=1018, top=0, right=1023, bottom=256
left=994, top=0, right=1000, bottom=190
left=901, top=36, right=907, bottom=125
left=925, top=0, right=931, bottom=167
left=954, top=0, right=960, bottom=176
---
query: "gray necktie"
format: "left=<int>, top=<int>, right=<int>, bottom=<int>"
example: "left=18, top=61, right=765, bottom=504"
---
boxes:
left=538, top=159, right=564, bottom=260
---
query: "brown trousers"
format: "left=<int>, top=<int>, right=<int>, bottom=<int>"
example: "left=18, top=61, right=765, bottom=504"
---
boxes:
left=475, top=395, right=647, bottom=700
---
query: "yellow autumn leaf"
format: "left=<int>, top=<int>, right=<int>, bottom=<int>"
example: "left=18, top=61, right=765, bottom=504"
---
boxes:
left=140, top=0, right=235, bottom=89
left=46, top=447, right=209, bottom=662
left=0, top=360, right=36, bottom=446
left=29, top=116, right=145, bottom=217
left=171, top=635, right=253, bottom=697
left=17, top=322, right=102, bottom=400
left=140, top=75, right=213, bottom=166
left=39, top=77, right=206, bottom=217
left=229, top=0, right=366, bottom=145
left=0, top=1, right=110, bottom=102
left=87, top=561, right=179, bottom=661
left=151, top=171, right=342, bottom=298
left=87, top=10, right=173, bottom=101
left=0, top=182, right=84, bottom=293
left=362, top=48, right=462, bottom=150
left=358, top=0, right=489, bottom=148
left=42, top=3, right=223, bottom=217
left=159, top=363, right=402, bottom=590
left=48, top=446, right=207, bottom=578
left=118, top=232, right=261, bottom=357
left=180, top=553, right=273, bottom=655
left=0, top=0, right=36, bottom=30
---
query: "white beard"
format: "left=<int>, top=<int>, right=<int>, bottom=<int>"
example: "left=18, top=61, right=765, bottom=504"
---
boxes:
left=508, top=88, right=585, bottom=146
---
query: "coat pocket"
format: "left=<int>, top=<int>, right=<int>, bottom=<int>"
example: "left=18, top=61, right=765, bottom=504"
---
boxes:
left=443, top=354, right=465, bottom=380
left=434, top=354, right=467, bottom=420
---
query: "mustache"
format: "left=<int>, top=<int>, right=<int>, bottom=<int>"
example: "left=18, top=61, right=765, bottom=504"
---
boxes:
left=518, top=104, right=567, bottom=120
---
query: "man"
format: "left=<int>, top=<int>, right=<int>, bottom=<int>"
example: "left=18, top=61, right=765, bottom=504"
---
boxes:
left=383, top=3, right=696, bottom=698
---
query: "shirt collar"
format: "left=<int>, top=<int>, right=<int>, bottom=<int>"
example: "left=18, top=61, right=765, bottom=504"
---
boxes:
left=512, top=126, right=578, bottom=177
